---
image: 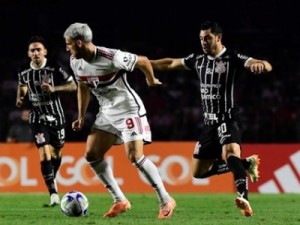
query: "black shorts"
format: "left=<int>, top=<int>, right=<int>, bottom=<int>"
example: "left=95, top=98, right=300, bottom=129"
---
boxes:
left=193, top=120, right=242, bottom=160
left=30, top=123, right=65, bottom=149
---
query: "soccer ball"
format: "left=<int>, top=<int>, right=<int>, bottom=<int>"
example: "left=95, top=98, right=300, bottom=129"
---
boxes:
left=60, top=191, right=89, bottom=217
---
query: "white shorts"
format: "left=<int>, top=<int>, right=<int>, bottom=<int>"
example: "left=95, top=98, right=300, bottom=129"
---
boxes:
left=92, top=112, right=152, bottom=145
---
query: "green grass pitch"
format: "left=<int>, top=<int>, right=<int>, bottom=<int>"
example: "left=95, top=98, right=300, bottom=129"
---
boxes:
left=0, top=193, right=299, bottom=225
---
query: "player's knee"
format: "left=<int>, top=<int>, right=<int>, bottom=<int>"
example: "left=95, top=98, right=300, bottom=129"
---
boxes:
left=85, top=151, right=102, bottom=162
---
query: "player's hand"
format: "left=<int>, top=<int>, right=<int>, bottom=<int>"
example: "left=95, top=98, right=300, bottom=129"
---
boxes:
left=146, top=77, right=162, bottom=87
left=41, top=82, right=54, bottom=93
left=16, top=97, right=24, bottom=108
left=72, top=118, right=84, bottom=132
left=249, top=61, right=265, bottom=74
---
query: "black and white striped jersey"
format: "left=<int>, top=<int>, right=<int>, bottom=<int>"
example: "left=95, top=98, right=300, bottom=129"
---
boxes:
left=18, top=59, right=74, bottom=127
left=183, top=47, right=251, bottom=125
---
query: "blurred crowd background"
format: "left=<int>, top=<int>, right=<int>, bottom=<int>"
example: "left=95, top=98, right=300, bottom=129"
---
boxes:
left=0, top=0, right=299, bottom=143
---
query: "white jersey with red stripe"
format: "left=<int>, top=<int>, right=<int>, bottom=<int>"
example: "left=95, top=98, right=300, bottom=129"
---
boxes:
left=70, top=46, right=151, bottom=144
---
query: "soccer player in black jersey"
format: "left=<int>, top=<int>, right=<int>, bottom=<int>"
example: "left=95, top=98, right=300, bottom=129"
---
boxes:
left=16, top=36, right=77, bottom=206
left=150, top=21, right=272, bottom=217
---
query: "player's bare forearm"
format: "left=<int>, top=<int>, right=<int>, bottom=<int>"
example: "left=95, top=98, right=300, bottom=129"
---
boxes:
left=150, top=58, right=184, bottom=71
left=16, top=85, right=28, bottom=107
left=77, top=83, right=90, bottom=119
left=53, top=80, right=77, bottom=92
left=136, top=56, right=162, bottom=86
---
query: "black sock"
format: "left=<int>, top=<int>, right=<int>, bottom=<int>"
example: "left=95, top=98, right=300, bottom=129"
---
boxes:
left=51, top=157, right=62, bottom=178
left=227, top=156, right=248, bottom=200
left=242, top=159, right=251, bottom=170
left=41, top=160, right=56, bottom=195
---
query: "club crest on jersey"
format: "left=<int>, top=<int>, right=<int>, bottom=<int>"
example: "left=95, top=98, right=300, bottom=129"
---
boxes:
left=35, top=133, right=45, bottom=144
left=215, top=61, right=226, bottom=74
left=41, top=73, right=51, bottom=84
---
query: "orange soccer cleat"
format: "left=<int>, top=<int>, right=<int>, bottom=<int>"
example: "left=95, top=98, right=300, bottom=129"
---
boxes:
left=158, top=197, right=176, bottom=219
left=246, top=154, right=261, bottom=183
left=235, top=196, right=253, bottom=217
left=103, top=199, right=131, bottom=218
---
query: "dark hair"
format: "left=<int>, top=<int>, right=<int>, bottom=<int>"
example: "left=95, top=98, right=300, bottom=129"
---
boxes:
left=28, top=36, right=47, bottom=48
left=200, top=21, right=223, bottom=35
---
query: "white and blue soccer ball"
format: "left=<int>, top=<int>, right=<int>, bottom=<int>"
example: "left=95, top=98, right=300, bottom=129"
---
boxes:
left=60, top=191, right=89, bottom=217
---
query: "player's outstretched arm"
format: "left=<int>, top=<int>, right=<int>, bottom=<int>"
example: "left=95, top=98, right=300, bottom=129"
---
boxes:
left=246, top=58, right=272, bottom=74
left=135, top=55, right=162, bottom=87
left=150, top=58, right=185, bottom=71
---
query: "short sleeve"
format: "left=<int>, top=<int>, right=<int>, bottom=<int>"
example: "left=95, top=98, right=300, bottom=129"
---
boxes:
left=112, top=50, right=137, bottom=72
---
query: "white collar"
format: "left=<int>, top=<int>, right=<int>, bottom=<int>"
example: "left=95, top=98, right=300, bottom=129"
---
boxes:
left=30, top=58, right=47, bottom=70
left=207, top=46, right=226, bottom=60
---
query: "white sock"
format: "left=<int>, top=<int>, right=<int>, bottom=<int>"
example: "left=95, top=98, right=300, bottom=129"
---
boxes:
left=134, top=155, right=171, bottom=204
left=89, top=159, right=126, bottom=202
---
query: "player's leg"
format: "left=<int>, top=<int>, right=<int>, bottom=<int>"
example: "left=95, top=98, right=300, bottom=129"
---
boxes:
left=85, top=128, right=130, bottom=218
left=38, top=144, right=59, bottom=206
left=122, top=116, right=176, bottom=219
left=125, top=139, right=176, bottom=219
left=223, top=143, right=253, bottom=217
left=50, top=146, right=62, bottom=177
left=192, top=140, right=228, bottom=178
left=196, top=156, right=260, bottom=181
left=49, top=127, right=65, bottom=178
left=50, top=146, right=61, bottom=195
left=219, top=121, right=253, bottom=216
left=192, top=158, right=217, bottom=178
left=31, top=124, right=58, bottom=206
left=49, top=126, right=65, bottom=197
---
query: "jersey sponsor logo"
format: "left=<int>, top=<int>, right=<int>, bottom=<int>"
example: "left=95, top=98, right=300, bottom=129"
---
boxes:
left=123, top=57, right=129, bottom=62
left=200, top=88, right=209, bottom=94
left=237, top=54, right=248, bottom=60
left=32, top=101, right=53, bottom=107
left=29, top=94, right=42, bottom=101
left=201, top=94, right=221, bottom=100
left=39, top=114, right=55, bottom=121
left=123, top=54, right=133, bottom=68
left=45, top=115, right=56, bottom=122
left=44, top=66, right=55, bottom=71
left=205, top=68, right=214, bottom=75
left=200, top=84, right=222, bottom=88
left=204, top=113, right=218, bottom=120
left=21, top=68, right=31, bottom=75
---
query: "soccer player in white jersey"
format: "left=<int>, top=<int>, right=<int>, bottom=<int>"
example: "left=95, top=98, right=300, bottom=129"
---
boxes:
left=63, top=22, right=176, bottom=219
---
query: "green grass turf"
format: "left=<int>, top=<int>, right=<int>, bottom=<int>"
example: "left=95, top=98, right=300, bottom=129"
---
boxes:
left=0, top=193, right=299, bottom=225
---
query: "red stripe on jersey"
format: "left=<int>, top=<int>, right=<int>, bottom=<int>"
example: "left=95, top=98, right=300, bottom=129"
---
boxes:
left=96, top=48, right=114, bottom=60
left=79, top=72, right=117, bottom=82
